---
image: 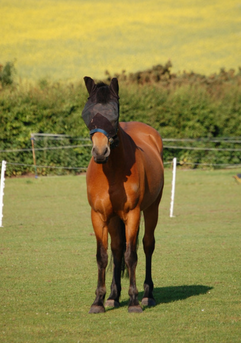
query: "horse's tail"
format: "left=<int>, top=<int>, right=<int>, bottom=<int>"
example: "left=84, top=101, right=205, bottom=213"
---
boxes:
left=120, top=219, right=127, bottom=277
left=108, top=219, right=126, bottom=276
left=108, top=219, right=139, bottom=278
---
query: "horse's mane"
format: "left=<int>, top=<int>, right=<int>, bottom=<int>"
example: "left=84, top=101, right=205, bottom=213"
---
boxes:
left=96, top=82, right=110, bottom=104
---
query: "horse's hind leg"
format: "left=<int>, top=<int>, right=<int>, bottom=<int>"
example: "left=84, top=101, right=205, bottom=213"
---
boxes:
left=142, top=192, right=162, bottom=307
left=105, top=217, right=126, bottom=308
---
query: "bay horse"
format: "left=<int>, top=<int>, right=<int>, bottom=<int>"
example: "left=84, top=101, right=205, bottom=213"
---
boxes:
left=82, top=77, right=164, bottom=313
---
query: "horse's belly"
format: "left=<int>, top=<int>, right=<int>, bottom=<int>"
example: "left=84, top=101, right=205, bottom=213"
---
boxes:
left=139, top=148, right=164, bottom=211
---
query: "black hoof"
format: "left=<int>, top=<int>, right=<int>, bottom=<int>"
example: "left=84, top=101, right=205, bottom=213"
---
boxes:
left=141, top=297, right=156, bottom=307
left=128, top=305, right=143, bottom=313
left=105, top=299, right=120, bottom=308
left=89, top=305, right=105, bottom=314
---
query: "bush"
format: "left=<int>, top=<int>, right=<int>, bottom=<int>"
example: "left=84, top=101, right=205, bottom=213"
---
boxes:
left=0, top=81, right=91, bottom=176
left=0, top=64, right=241, bottom=176
left=0, top=61, right=16, bottom=88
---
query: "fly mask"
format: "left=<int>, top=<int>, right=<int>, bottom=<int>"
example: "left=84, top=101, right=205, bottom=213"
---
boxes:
left=82, top=77, right=120, bottom=146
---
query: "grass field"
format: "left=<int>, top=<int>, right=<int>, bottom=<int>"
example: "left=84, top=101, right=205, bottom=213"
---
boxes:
left=1, top=168, right=241, bottom=342
left=1, top=0, right=241, bottom=81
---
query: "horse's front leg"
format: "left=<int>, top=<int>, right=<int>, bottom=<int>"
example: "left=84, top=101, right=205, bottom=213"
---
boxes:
left=124, top=208, right=143, bottom=313
left=105, top=217, right=125, bottom=308
left=89, top=209, right=108, bottom=314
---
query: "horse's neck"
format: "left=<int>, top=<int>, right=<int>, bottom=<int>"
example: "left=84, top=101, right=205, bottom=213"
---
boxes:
left=102, top=127, right=135, bottom=185
left=108, top=127, right=126, bottom=167
left=101, top=128, right=126, bottom=175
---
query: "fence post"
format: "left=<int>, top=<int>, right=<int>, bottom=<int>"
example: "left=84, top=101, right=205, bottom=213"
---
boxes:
left=170, top=157, right=177, bottom=218
left=0, top=160, right=7, bottom=227
left=31, top=134, right=38, bottom=178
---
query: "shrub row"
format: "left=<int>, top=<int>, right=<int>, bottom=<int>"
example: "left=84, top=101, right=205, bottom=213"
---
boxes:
left=0, top=63, right=241, bottom=175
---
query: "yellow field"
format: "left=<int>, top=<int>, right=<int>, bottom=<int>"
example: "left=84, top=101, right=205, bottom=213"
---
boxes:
left=1, top=0, right=241, bottom=81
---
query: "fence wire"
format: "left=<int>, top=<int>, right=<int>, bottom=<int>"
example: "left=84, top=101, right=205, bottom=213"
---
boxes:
left=1, top=136, right=241, bottom=173
left=4, top=160, right=241, bottom=172
left=1, top=144, right=241, bottom=154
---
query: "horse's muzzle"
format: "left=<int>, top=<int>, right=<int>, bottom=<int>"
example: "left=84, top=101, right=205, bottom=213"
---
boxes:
left=94, top=156, right=109, bottom=164
left=92, top=146, right=110, bottom=164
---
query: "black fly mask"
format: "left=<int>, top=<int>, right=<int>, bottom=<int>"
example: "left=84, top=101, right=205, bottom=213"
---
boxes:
left=82, top=77, right=120, bottom=146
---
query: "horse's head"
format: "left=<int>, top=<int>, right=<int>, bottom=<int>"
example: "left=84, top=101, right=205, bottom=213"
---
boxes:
left=82, top=77, right=119, bottom=164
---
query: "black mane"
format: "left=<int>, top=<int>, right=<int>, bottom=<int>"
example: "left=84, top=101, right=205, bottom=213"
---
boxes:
left=96, top=82, right=111, bottom=104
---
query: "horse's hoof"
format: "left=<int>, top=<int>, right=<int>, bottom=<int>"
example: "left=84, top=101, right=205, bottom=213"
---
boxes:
left=128, top=305, right=143, bottom=313
left=105, top=299, right=120, bottom=308
left=141, top=297, right=156, bottom=307
left=89, top=305, right=105, bottom=314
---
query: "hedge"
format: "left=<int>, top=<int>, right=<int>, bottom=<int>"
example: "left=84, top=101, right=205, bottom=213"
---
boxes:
left=1, top=64, right=241, bottom=175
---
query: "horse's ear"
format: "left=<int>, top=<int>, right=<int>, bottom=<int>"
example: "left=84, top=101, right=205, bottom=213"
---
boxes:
left=110, top=78, right=119, bottom=98
left=84, top=76, right=96, bottom=95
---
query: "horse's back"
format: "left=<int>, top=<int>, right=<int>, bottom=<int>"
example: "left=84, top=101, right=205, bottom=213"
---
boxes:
left=120, top=121, right=163, bottom=158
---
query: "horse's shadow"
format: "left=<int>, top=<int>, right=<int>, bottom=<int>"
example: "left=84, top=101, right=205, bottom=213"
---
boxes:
left=150, top=284, right=213, bottom=305
left=117, top=285, right=213, bottom=308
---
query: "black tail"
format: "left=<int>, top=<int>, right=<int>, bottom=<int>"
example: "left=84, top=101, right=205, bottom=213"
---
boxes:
left=120, top=219, right=127, bottom=277
left=108, top=219, right=139, bottom=278
left=107, top=219, right=126, bottom=276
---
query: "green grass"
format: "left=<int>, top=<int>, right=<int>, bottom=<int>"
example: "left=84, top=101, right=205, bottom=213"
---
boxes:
left=1, top=0, right=241, bottom=81
left=1, top=169, right=241, bottom=342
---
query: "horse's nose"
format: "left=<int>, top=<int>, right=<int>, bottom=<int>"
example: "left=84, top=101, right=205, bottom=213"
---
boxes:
left=91, top=132, right=111, bottom=164
left=92, top=146, right=109, bottom=156
left=92, top=145, right=110, bottom=163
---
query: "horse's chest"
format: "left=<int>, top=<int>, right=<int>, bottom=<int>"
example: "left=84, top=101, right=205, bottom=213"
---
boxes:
left=87, top=167, right=141, bottom=219
left=108, top=180, right=140, bottom=213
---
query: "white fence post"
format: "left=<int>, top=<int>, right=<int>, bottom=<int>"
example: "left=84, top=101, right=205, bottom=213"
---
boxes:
left=170, top=157, right=177, bottom=218
left=0, top=160, right=7, bottom=227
